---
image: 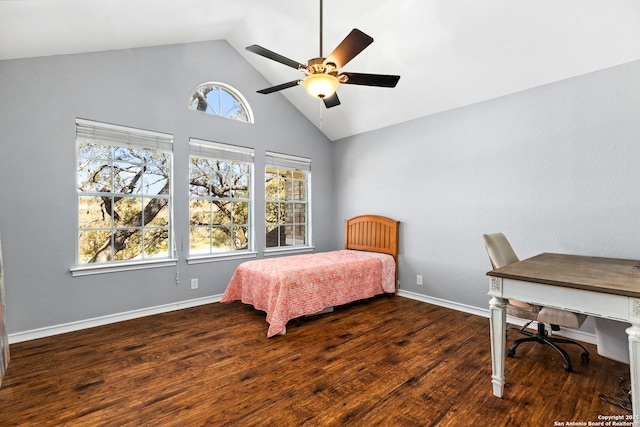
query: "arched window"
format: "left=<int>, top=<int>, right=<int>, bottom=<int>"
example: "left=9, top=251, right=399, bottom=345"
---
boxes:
left=189, top=82, right=254, bottom=123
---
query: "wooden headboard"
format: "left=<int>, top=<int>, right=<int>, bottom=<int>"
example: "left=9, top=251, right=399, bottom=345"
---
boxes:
left=345, top=215, right=400, bottom=288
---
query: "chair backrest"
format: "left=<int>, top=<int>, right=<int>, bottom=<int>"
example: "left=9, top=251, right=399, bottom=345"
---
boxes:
left=483, top=233, right=539, bottom=311
left=482, top=233, right=520, bottom=269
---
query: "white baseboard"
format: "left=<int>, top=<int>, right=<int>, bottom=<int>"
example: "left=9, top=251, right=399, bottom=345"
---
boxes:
left=8, top=294, right=223, bottom=344
left=398, top=290, right=597, bottom=345
left=9, top=291, right=597, bottom=346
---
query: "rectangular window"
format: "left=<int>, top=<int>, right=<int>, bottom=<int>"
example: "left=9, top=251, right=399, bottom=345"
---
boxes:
left=265, top=152, right=311, bottom=249
left=189, top=139, right=254, bottom=257
left=75, top=119, right=173, bottom=267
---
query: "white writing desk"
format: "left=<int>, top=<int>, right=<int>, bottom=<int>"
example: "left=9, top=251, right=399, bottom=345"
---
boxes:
left=487, top=253, right=640, bottom=424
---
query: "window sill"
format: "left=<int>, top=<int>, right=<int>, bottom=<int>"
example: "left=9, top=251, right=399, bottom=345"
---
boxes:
left=187, top=251, right=258, bottom=264
left=263, top=246, right=315, bottom=257
left=71, top=259, right=178, bottom=277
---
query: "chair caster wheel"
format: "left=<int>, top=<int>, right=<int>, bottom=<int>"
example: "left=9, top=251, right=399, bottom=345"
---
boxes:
left=506, top=348, right=516, bottom=358
left=581, top=352, right=590, bottom=362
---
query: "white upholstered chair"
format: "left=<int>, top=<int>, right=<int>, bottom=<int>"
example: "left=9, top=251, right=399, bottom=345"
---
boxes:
left=483, top=233, right=590, bottom=372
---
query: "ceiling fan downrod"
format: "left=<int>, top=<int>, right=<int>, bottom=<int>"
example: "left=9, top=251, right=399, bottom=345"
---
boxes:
left=319, top=0, right=324, bottom=57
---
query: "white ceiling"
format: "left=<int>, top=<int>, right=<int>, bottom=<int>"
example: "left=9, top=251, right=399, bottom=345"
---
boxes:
left=1, top=0, right=639, bottom=141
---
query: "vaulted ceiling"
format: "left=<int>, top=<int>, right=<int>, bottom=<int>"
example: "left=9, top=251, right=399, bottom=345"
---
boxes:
left=1, top=0, right=639, bottom=141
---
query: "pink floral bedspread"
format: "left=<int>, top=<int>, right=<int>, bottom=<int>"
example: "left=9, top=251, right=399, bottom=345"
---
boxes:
left=220, top=250, right=396, bottom=337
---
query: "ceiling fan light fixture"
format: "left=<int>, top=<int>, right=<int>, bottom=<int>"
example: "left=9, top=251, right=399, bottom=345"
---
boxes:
left=303, top=73, right=339, bottom=99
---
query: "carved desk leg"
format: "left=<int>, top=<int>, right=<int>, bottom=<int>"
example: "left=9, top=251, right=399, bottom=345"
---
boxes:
left=627, top=299, right=640, bottom=427
left=489, top=277, right=507, bottom=398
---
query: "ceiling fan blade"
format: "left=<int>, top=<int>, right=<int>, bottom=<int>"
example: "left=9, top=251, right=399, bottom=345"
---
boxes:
left=325, top=29, right=373, bottom=69
left=322, top=92, right=341, bottom=108
left=339, top=72, right=400, bottom=88
left=257, top=80, right=302, bottom=94
left=246, top=45, right=306, bottom=70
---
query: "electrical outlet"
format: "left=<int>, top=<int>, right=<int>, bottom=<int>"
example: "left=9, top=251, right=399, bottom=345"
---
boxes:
left=416, top=275, right=423, bottom=286
left=190, top=278, right=198, bottom=290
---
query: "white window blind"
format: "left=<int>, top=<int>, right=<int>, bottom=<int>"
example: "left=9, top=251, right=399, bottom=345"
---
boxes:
left=265, top=151, right=311, bottom=172
left=189, top=139, right=254, bottom=163
left=76, top=118, right=173, bottom=152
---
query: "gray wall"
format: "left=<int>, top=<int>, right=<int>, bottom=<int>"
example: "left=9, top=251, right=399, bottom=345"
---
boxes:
left=2, top=38, right=638, bottom=337
left=0, top=41, right=334, bottom=334
left=333, top=60, right=640, bottom=313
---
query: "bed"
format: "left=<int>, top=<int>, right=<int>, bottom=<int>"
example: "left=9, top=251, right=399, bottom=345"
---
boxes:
left=220, top=214, right=399, bottom=337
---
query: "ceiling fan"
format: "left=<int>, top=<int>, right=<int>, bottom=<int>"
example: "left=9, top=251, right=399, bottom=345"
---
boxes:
left=246, top=0, right=401, bottom=108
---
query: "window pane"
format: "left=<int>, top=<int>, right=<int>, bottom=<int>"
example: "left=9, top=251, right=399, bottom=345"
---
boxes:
left=144, top=228, right=169, bottom=258
left=78, top=230, right=111, bottom=264
left=212, top=202, right=231, bottom=226
left=266, top=225, right=284, bottom=248
left=143, top=156, right=170, bottom=195
left=145, top=199, right=169, bottom=226
left=77, top=159, right=113, bottom=192
left=282, top=179, right=294, bottom=201
left=212, top=227, right=231, bottom=251
left=230, top=165, right=250, bottom=198
left=113, top=229, right=142, bottom=261
left=190, top=227, right=210, bottom=254
left=295, top=225, right=306, bottom=245
left=280, top=170, right=293, bottom=179
left=233, top=202, right=249, bottom=225
left=78, top=141, right=111, bottom=160
left=232, top=226, right=248, bottom=250
left=190, top=199, right=211, bottom=226
left=293, top=203, right=306, bottom=223
left=79, top=196, right=110, bottom=229
left=114, top=197, right=142, bottom=228
left=113, top=146, right=142, bottom=163
left=292, top=171, right=306, bottom=180
left=113, top=161, right=143, bottom=195
left=232, top=185, right=250, bottom=199
left=190, top=159, right=211, bottom=197
left=265, top=202, right=280, bottom=225
left=292, top=181, right=306, bottom=201
left=265, top=175, right=284, bottom=201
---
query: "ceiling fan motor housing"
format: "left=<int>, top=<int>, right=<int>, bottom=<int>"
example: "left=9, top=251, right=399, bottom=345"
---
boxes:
left=306, top=57, right=336, bottom=75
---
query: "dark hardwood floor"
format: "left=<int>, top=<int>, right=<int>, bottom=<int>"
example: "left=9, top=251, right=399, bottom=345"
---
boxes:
left=0, top=296, right=630, bottom=426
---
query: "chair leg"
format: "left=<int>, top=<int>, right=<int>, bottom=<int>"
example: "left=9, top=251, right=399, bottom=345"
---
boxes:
left=506, top=336, right=538, bottom=357
left=545, top=336, right=590, bottom=367
left=505, top=321, right=536, bottom=356
left=546, top=336, right=590, bottom=356
left=542, top=338, right=575, bottom=372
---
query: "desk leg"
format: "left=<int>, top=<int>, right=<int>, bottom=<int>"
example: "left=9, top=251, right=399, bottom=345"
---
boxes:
left=489, top=295, right=507, bottom=398
left=627, top=323, right=640, bottom=426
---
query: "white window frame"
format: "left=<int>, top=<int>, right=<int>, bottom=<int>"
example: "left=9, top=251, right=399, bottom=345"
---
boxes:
left=71, top=119, right=176, bottom=276
left=264, top=151, right=313, bottom=255
left=187, top=139, right=257, bottom=264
